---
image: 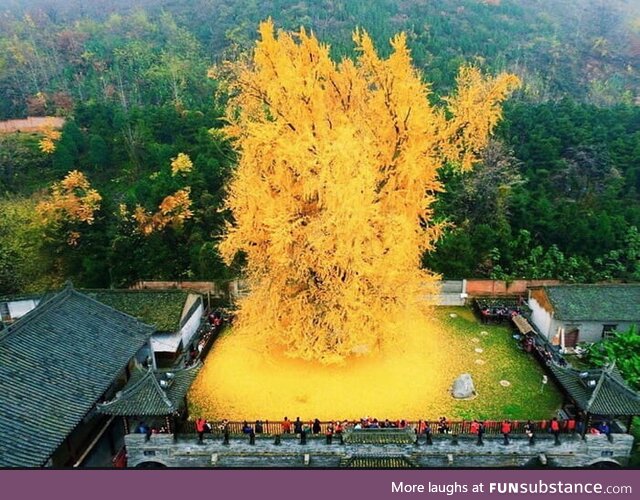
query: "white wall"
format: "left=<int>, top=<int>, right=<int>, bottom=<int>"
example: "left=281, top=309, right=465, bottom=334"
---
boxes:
left=528, top=296, right=553, bottom=338
left=7, top=299, right=39, bottom=319
left=570, top=320, right=637, bottom=344
left=180, top=301, right=203, bottom=348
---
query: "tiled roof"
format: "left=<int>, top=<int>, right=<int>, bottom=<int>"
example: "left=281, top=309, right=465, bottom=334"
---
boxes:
left=97, top=362, right=201, bottom=416
left=341, top=455, right=417, bottom=468
left=0, top=285, right=154, bottom=467
left=344, top=429, right=416, bottom=444
left=81, top=290, right=190, bottom=332
left=549, top=363, right=640, bottom=416
left=542, top=285, right=640, bottom=322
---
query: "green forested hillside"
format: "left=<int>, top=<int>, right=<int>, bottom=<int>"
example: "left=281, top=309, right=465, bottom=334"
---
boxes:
left=1, top=0, right=640, bottom=292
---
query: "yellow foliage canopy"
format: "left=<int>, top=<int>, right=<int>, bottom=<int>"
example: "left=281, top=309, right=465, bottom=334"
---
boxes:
left=133, top=188, right=194, bottom=235
left=170, top=152, right=194, bottom=176
left=38, top=127, right=62, bottom=154
left=37, top=170, right=102, bottom=245
left=220, top=21, right=520, bottom=363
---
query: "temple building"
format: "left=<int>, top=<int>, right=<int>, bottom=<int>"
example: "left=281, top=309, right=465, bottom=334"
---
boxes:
left=1, top=288, right=204, bottom=368
left=549, top=362, right=640, bottom=434
left=0, top=284, right=155, bottom=467
left=97, top=361, right=202, bottom=435
left=528, top=284, right=640, bottom=347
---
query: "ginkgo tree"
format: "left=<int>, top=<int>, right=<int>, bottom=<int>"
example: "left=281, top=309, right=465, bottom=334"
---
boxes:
left=219, top=20, right=520, bottom=363
left=37, top=169, right=102, bottom=246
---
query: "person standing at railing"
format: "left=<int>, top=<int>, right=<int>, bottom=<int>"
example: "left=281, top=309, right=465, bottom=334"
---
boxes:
left=501, top=419, right=512, bottom=445
left=477, top=421, right=485, bottom=445
left=417, top=420, right=425, bottom=435
left=195, top=417, right=207, bottom=443
left=282, top=417, right=292, bottom=434
left=469, top=419, right=479, bottom=435
left=294, top=417, right=303, bottom=435
left=524, top=420, right=535, bottom=444
left=437, top=416, right=450, bottom=434
left=550, top=417, right=561, bottom=445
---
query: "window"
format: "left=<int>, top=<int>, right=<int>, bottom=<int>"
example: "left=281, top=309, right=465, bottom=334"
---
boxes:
left=602, top=324, right=618, bottom=340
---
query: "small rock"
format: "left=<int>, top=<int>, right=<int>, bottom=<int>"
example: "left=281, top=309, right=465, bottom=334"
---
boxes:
left=475, top=359, right=485, bottom=365
left=451, top=373, right=476, bottom=399
left=449, top=313, right=458, bottom=318
left=475, top=348, right=483, bottom=353
left=499, top=380, right=511, bottom=387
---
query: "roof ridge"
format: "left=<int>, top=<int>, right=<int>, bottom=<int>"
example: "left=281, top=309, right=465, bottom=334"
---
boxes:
left=150, top=371, right=176, bottom=411
left=603, top=365, right=640, bottom=401
left=99, top=367, right=178, bottom=412
left=157, top=359, right=203, bottom=375
left=82, top=288, right=188, bottom=295
left=545, top=283, right=640, bottom=288
left=585, top=363, right=614, bottom=412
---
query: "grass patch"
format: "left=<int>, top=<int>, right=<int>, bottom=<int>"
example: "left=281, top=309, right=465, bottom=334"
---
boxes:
left=438, top=307, right=563, bottom=420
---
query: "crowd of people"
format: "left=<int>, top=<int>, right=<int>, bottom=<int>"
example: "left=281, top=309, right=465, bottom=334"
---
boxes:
left=137, top=412, right=620, bottom=447
left=475, top=297, right=527, bottom=324
left=134, top=421, right=169, bottom=440
left=185, top=309, right=229, bottom=367
left=183, top=413, right=613, bottom=443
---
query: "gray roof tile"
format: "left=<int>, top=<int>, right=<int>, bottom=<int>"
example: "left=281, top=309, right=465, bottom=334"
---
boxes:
left=549, top=363, right=640, bottom=415
left=0, top=285, right=154, bottom=467
left=97, top=362, right=201, bottom=416
left=543, top=285, right=640, bottom=322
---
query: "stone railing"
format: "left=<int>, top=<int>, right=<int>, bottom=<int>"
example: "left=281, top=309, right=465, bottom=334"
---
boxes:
left=124, top=431, right=635, bottom=468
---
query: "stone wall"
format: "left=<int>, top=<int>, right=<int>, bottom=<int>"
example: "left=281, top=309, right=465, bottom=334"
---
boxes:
left=0, top=116, right=65, bottom=134
left=125, top=432, right=634, bottom=468
left=467, top=280, right=561, bottom=297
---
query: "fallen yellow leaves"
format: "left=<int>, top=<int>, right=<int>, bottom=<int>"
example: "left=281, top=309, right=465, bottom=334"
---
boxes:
left=188, top=307, right=563, bottom=421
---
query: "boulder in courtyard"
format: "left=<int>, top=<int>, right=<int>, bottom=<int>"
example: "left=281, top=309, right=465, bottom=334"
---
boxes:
left=451, top=373, right=477, bottom=399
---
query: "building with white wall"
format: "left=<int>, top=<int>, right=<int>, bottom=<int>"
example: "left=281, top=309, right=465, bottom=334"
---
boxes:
left=528, top=284, right=640, bottom=348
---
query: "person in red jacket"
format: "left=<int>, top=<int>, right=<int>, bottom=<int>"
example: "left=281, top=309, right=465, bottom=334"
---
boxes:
left=501, top=419, right=512, bottom=445
left=282, top=416, right=292, bottom=434
left=195, top=417, right=207, bottom=443
left=470, top=419, right=480, bottom=435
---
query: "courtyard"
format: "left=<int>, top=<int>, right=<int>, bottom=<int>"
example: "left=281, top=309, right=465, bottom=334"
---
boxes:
left=188, top=306, right=564, bottom=422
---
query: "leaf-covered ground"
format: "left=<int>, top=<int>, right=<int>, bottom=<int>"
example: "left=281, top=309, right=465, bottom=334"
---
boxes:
left=189, top=306, right=563, bottom=421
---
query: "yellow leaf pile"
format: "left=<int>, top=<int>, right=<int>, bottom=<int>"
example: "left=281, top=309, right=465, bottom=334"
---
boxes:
left=170, top=152, right=194, bottom=176
left=219, top=21, right=520, bottom=363
left=133, top=188, right=194, bottom=235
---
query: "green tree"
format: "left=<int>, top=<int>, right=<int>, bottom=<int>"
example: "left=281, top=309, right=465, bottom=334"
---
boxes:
left=583, top=325, right=640, bottom=390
